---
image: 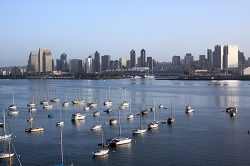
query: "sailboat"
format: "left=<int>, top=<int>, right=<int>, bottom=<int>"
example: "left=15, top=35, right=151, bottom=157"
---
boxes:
left=0, top=140, right=14, bottom=159
left=62, top=93, right=69, bottom=107
left=56, top=109, right=64, bottom=126
left=121, top=87, right=129, bottom=106
left=148, top=101, right=159, bottom=129
left=40, top=92, right=49, bottom=105
left=144, top=62, right=155, bottom=78
left=127, top=98, right=134, bottom=119
left=185, top=94, right=194, bottom=113
left=167, top=98, right=175, bottom=124
left=150, top=99, right=155, bottom=111
left=103, top=86, right=113, bottom=105
left=132, top=112, right=147, bottom=134
left=27, top=95, right=36, bottom=107
left=72, top=89, right=85, bottom=104
left=159, top=97, right=163, bottom=109
left=88, top=93, right=98, bottom=107
left=93, top=125, right=109, bottom=156
left=226, top=89, right=237, bottom=113
left=140, top=98, right=148, bottom=115
left=51, top=88, right=60, bottom=102
left=107, top=109, right=132, bottom=146
left=25, top=116, right=44, bottom=132
left=0, top=110, right=12, bottom=140
left=27, top=111, right=34, bottom=122
left=91, top=120, right=102, bottom=130
left=8, top=94, right=17, bottom=110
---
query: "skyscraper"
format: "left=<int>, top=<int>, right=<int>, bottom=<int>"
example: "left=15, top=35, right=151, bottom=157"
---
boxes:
left=147, top=57, right=153, bottom=69
left=172, top=56, right=180, bottom=66
left=94, top=51, right=100, bottom=73
left=27, top=51, right=39, bottom=72
left=85, top=56, right=94, bottom=73
left=130, top=49, right=136, bottom=68
left=69, top=59, right=84, bottom=74
left=38, top=48, right=52, bottom=73
left=207, top=49, right=213, bottom=71
left=101, top=55, right=111, bottom=71
left=119, top=58, right=127, bottom=69
left=56, top=53, right=68, bottom=72
left=213, top=45, right=238, bottom=71
left=223, top=45, right=238, bottom=70
left=141, top=49, right=146, bottom=67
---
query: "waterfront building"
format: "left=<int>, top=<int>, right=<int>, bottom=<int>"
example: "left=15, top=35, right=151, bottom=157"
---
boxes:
left=172, top=56, right=181, bottom=66
left=141, top=49, right=146, bottom=67
left=56, top=53, right=68, bottom=72
left=147, top=57, right=153, bottom=69
left=94, top=51, right=101, bottom=73
left=213, top=45, right=238, bottom=72
left=38, top=48, right=53, bottom=73
left=119, top=58, right=127, bottom=69
left=101, top=55, right=111, bottom=71
left=27, top=51, right=39, bottom=72
left=69, top=59, right=84, bottom=74
left=130, top=49, right=136, bottom=68
left=238, top=51, right=245, bottom=67
left=207, top=49, right=213, bottom=71
left=110, top=60, right=121, bottom=70
left=85, top=56, right=94, bottom=73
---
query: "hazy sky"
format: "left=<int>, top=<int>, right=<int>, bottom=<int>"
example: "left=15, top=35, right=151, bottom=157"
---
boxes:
left=1, top=0, right=249, bottom=67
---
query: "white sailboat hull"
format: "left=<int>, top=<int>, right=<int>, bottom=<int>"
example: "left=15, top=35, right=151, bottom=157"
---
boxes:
left=0, top=152, right=14, bottom=159
left=93, top=149, right=109, bottom=156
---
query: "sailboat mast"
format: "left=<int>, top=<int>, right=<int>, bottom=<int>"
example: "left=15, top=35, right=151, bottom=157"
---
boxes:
left=119, top=109, right=121, bottom=137
left=61, top=130, right=63, bottom=165
left=3, top=110, right=6, bottom=134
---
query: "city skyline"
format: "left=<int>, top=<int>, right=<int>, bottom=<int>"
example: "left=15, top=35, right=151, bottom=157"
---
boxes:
left=1, top=1, right=249, bottom=67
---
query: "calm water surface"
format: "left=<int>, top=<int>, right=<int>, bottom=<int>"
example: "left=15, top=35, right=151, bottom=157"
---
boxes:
left=0, top=78, right=250, bottom=166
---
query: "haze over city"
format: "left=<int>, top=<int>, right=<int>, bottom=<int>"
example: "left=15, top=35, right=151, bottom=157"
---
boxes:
left=1, top=0, right=249, bottom=67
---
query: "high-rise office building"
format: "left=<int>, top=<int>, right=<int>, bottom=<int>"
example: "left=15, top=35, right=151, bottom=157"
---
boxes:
left=184, top=53, right=194, bottom=65
left=101, top=55, right=111, bottom=71
left=37, top=48, right=52, bottom=73
left=85, top=56, right=94, bottom=73
left=110, top=60, right=121, bottom=70
left=238, top=51, right=245, bottom=66
left=147, top=57, right=153, bottom=68
left=94, top=51, right=100, bottom=73
left=141, top=49, right=146, bottom=67
left=68, top=59, right=85, bottom=74
left=119, top=58, right=127, bottom=69
left=130, top=49, right=136, bottom=68
left=172, top=56, right=181, bottom=66
left=27, top=51, right=39, bottom=72
left=223, top=45, right=238, bottom=70
left=213, top=45, right=223, bottom=70
left=207, top=49, right=213, bottom=71
left=56, top=53, right=68, bottom=72
left=213, top=45, right=238, bottom=71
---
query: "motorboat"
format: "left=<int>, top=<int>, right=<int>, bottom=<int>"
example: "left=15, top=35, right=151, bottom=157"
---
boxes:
left=29, top=107, right=37, bottom=112
left=71, top=112, right=85, bottom=121
left=84, top=106, right=90, bottom=110
left=72, top=99, right=85, bottom=104
left=43, top=104, right=53, bottom=109
left=109, top=118, right=118, bottom=125
left=185, top=94, right=194, bottom=113
left=91, top=124, right=102, bottom=130
left=93, top=111, right=100, bottom=116
left=25, top=127, right=44, bottom=132
left=7, top=110, right=19, bottom=115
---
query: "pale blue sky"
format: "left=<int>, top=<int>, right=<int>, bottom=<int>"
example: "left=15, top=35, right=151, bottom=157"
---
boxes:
left=1, top=0, right=249, bottom=67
